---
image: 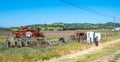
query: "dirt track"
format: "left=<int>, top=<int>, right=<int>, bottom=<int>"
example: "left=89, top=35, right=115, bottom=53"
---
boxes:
left=41, top=39, right=120, bottom=62
left=0, top=31, right=76, bottom=37
left=0, top=30, right=117, bottom=37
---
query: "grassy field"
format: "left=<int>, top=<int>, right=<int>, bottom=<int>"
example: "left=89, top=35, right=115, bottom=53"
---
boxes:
left=0, top=41, right=94, bottom=62
left=58, top=35, right=120, bottom=62
left=62, top=39, right=120, bottom=62
left=0, top=31, right=120, bottom=62
left=110, top=51, right=120, bottom=62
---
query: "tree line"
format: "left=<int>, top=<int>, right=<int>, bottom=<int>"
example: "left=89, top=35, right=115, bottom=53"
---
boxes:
left=1, top=22, right=120, bottom=31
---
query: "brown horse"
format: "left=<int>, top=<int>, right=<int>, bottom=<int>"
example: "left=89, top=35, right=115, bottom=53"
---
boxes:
left=75, top=32, right=87, bottom=42
left=70, top=31, right=87, bottom=42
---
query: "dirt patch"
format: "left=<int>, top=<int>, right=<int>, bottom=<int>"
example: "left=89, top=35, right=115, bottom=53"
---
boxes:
left=43, top=31, right=76, bottom=37
left=0, top=31, right=13, bottom=36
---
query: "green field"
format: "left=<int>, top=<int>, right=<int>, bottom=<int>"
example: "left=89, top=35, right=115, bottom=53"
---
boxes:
left=0, top=33, right=120, bottom=62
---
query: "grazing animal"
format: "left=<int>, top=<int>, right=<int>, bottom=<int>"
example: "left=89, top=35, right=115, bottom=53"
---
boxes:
left=76, top=32, right=87, bottom=42
left=70, top=31, right=87, bottom=42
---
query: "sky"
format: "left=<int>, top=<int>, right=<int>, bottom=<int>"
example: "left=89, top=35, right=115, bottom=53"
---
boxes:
left=0, top=0, right=120, bottom=27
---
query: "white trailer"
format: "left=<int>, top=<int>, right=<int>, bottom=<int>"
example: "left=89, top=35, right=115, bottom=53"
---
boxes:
left=87, top=32, right=101, bottom=43
left=95, top=33, right=101, bottom=41
left=87, top=32, right=95, bottom=43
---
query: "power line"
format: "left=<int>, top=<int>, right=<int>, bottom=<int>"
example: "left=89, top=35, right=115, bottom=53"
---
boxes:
left=60, top=0, right=120, bottom=30
left=60, top=0, right=113, bottom=18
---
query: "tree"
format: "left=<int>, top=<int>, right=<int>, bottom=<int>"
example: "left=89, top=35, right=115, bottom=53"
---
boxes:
left=36, top=26, right=41, bottom=31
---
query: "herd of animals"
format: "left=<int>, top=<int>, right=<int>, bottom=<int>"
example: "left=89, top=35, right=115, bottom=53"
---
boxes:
left=6, top=26, right=88, bottom=48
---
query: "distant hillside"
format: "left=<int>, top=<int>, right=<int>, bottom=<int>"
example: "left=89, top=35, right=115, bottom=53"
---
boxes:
left=9, top=22, right=120, bottom=31
left=0, top=27, right=11, bottom=31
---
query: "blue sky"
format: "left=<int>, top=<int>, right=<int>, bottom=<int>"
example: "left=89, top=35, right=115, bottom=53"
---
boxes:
left=0, top=0, right=120, bottom=27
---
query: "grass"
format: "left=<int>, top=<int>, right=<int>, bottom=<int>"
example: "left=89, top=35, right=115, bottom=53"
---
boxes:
left=110, top=53, right=120, bottom=62
left=0, top=42, right=93, bottom=62
left=0, top=33, right=120, bottom=62
left=75, top=43, right=120, bottom=62
left=0, top=37, right=94, bottom=62
left=100, top=34, right=120, bottom=43
left=61, top=35, right=120, bottom=62
left=0, top=36, right=6, bottom=42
